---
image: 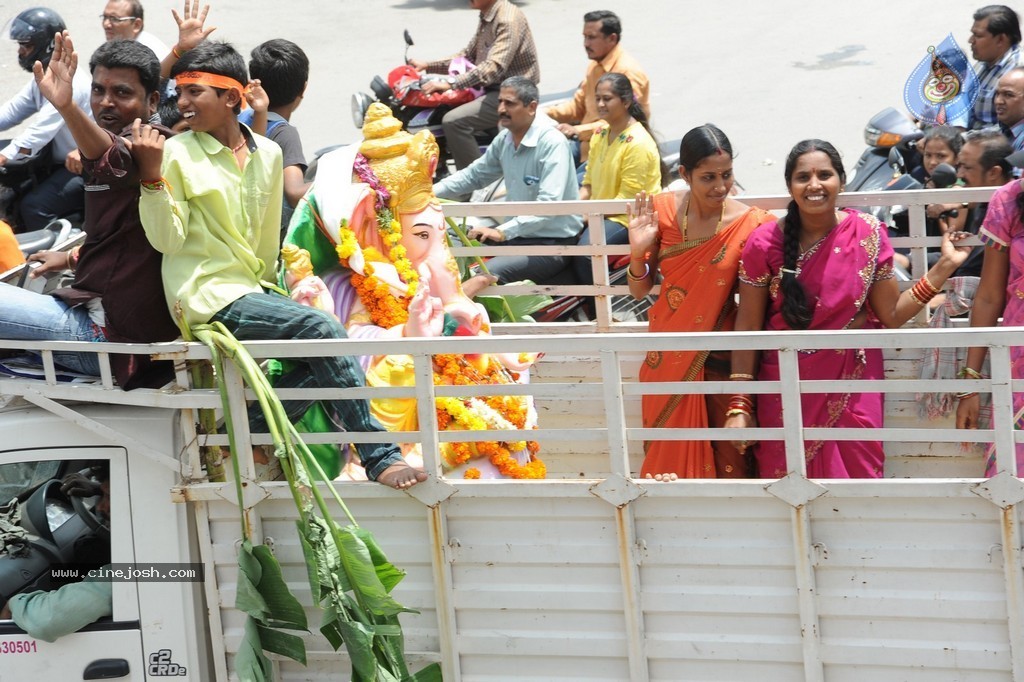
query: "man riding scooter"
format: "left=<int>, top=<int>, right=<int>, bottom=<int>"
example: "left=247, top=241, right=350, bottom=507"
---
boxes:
left=0, top=7, right=90, bottom=231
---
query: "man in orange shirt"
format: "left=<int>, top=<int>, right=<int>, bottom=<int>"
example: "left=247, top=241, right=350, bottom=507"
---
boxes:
left=546, top=10, right=650, bottom=165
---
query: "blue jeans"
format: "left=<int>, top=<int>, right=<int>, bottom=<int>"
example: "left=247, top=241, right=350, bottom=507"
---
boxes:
left=0, top=283, right=104, bottom=375
left=572, top=218, right=629, bottom=284
left=209, top=292, right=403, bottom=480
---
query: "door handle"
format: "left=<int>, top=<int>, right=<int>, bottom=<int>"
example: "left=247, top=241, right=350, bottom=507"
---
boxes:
left=83, top=658, right=130, bottom=679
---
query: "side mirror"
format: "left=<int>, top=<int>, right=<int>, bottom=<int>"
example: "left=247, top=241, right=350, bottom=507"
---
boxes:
left=887, top=146, right=905, bottom=173
left=929, top=162, right=958, bottom=189
left=404, top=29, right=414, bottom=47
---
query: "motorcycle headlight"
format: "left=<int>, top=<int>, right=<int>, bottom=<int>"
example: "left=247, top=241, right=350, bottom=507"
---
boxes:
left=864, top=124, right=902, bottom=148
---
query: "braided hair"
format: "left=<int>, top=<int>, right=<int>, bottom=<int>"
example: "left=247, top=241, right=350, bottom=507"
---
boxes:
left=779, top=139, right=846, bottom=330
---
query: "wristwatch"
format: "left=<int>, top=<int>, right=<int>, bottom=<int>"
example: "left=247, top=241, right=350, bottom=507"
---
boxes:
left=446, top=76, right=456, bottom=87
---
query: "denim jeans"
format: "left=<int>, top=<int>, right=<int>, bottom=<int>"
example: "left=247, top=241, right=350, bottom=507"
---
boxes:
left=209, top=292, right=402, bottom=480
left=0, top=283, right=104, bottom=375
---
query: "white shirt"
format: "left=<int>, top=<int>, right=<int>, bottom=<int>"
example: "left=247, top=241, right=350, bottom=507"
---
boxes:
left=136, top=30, right=170, bottom=60
left=0, top=69, right=92, bottom=162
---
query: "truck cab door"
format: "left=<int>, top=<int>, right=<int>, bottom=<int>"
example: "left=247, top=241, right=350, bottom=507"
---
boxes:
left=0, top=447, right=146, bottom=681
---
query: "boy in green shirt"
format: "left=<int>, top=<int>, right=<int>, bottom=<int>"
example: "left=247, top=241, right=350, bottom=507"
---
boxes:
left=136, top=41, right=424, bottom=489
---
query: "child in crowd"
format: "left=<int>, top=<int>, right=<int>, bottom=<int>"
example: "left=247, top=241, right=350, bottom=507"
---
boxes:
left=136, top=41, right=425, bottom=489
left=239, top=39, right=311, bottom=238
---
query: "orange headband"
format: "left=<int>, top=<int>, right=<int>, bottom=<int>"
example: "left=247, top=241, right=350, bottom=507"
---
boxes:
left=175, top=71, right=250, bottom=109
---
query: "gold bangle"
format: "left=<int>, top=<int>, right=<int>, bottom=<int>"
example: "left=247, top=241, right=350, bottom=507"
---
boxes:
left=730, top=373, right=754, bottom=380
left=627, top=262, right=650, bottom=282
left=172, top=46, right=183, bottom=59
left=959, top=367, right=983, bottom=380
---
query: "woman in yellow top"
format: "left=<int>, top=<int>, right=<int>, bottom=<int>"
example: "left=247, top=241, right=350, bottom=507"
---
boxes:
left=572, top=72, right=664, bottom=284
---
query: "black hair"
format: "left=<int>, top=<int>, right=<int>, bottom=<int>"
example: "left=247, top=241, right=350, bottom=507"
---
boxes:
left=975, top=5, right=1022, bottom=45
left=920, top=125, right=964, bottom=158
left=963, top=128, right=1014, bottom=180
left=678, top=124, right=733, bottom=175
left=170, top=41, right=248, bottom=114
left=158, top=93, right=182, bottom=128
left=500, top=75, right=538, bottom=106
left=779, top=139, right=846, bottom=330
left=88, top=38, right=160, bottom=95
left=249, top=39, right=309, bottom=109
left=583, top=10, right=621, bottom=38
left=597, top=72, right=668, bottom=186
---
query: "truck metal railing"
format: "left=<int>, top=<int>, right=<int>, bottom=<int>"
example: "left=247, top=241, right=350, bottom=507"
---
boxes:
left=2, top=187, right=1023, bottom=681
left=443, top=187, right=999, bottom=331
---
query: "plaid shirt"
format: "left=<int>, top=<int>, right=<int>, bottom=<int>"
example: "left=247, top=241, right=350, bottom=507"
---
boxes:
left=427, top=0, right=539, bottom=91
left=972, top=43, right=1023, bottom=129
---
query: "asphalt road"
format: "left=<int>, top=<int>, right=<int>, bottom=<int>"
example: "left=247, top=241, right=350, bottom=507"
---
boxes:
left=0, top=0, right=976, bottom=193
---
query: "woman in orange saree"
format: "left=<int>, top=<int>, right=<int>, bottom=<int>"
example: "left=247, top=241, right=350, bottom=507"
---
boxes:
left=626, top=125, right=771, bottom=479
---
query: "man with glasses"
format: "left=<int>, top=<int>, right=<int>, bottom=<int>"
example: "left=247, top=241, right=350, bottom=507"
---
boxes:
left=100, top=0, right=169, bottom=59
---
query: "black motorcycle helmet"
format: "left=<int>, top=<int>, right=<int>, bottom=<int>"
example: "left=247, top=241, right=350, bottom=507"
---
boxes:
left=7, top=7, right=65, bottom=72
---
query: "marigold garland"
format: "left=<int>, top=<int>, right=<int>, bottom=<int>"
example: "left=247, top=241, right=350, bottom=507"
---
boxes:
left=432, top=353, right=544, bottom=480
left=339, top=155, right=544, bottom=479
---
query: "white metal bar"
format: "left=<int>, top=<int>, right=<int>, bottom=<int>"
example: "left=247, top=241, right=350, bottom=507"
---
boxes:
left=615, top=504, right=649, bottom=682
left=193, top=501, right=229, bottom=682
left=587, top=213, right=613, bottom=330
left=778, top=349, right=807, bottom=476
left=792, top=505, right=825, bottom=682
left=600, top=349, right=631, bottom=477
left=428, top=505, right=461, bottom=682
left=990, top=345, right=1017, bottom=476
left=1000, top=505, right=1024, bottom=679
left=412, top=354, right=442, bottom=476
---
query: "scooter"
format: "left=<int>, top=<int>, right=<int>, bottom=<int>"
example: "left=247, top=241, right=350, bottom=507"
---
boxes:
left=847, top=107, right=925, bottom=194
left=350, top=30, right=496, bottom=179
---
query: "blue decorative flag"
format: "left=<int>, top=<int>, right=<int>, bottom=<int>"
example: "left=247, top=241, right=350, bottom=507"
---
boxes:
left=903, top=34, right=979, bottom=127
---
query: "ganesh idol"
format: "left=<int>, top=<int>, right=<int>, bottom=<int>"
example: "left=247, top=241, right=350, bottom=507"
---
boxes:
left=283, top=103, right=544, bottom=480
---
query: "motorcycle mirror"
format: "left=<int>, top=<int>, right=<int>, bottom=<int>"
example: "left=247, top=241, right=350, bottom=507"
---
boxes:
left=887, top=146, right=905, bottom=172
left=929, top=163, right=958, bottom=189
left=404, top=29, right=414, bottom=47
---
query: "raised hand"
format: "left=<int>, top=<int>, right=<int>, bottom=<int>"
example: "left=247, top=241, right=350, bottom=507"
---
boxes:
left=129, top=118, right=166, bottom=181
left=172, top=0, right=216, bottom=54
left=404, top=270, right=444, bottom=337
left=939, top=229, right=973, bottom=269
left=626, top=191, right=659, bottom=259
left=245, top=79, right=268, bottom=114
left=33, top=30, right=77, bottom=111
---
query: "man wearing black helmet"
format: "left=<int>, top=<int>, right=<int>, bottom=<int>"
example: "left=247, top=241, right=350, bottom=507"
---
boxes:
left=0, top=7, right=90, bottom=231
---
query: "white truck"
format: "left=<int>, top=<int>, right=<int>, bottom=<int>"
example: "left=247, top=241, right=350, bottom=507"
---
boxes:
left=0, top=190, right=1022, bottom=682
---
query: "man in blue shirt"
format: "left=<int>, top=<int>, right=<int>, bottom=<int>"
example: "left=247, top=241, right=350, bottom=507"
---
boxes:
left=434, top=76, right=583, bottom=286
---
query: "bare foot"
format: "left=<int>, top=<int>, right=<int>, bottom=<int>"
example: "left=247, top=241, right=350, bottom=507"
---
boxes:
left=376, top=461, right=428, bottom=490
left=644, top=472, right=678, bottom=482
left=462, top=274, right=498, bottom=298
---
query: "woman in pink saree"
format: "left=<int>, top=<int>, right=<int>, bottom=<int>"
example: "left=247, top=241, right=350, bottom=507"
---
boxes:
left=727, top=139, right=971, bottom=478
left=956, top=177, right=1024, bottom=475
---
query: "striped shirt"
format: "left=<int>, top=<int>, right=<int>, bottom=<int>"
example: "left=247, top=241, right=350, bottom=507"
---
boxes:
left=427, top=0, right=539, bottom=91
left=973, top=44, right=1023, bottom=129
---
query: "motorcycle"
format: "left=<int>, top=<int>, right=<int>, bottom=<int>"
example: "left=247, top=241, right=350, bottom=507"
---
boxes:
left=0, top=140, right=82, bottom=233
left=350, top=30, right=496, bottom=179
left=847, top=107, right=925, bottom=194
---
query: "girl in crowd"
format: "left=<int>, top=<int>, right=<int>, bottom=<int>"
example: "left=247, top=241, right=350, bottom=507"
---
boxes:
left=956, top=175, right=1024, bottom=476
left=917, top=125, right=964, bottom=187
left=727, top=139, right=971, bottom=479
left=573, top=72, right=663, bottom=285
left=627, top=124, right=772, bottom=479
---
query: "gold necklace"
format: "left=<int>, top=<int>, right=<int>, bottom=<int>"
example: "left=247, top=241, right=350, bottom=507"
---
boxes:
left=680, top=196, right=726, bottom=243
